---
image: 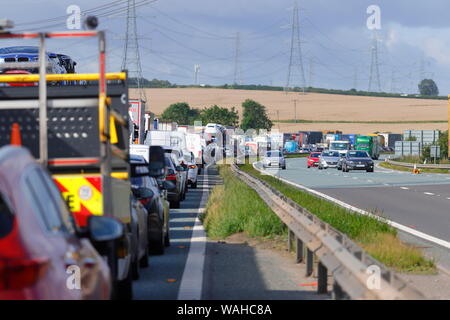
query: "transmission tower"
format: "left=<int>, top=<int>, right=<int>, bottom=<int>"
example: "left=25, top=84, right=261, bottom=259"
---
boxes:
left=308, top=57, right=314, bottom=88
left=194, top=64, right=200, bottom=85
left=122, top=0, right=147, bottom=102
left=368, top=34, right=381, bottom=92
left=233, top=32, right=242, bottom=85
left=285, top=1, right=306, bottom=93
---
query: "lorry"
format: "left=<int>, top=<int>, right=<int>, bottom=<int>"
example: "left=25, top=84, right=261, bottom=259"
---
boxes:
left=185, top=133, right=206, bottom=173
left=355, top=136, right=380, bottom=160
left=0, top=28, right=134, bottom=299
left=128, top=99, right=145, bottom=144
left=329, top=140, right=351, bottom=155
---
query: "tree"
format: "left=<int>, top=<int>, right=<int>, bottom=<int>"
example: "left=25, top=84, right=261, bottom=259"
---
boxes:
left=418, top=79, right=439, bottom=96
left=200, top=105, right=239, bottom=127
left=240, top=99, right=273, bottom=131
left=438, top=130, right=448, bottom=159
left=160, top=102, right=200, bottom=125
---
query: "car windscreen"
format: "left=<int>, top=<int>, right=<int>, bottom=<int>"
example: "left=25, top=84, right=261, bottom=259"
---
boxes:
left=347, top=151, right=369, bottom=158
left=330, top=143, right=348, bottom=150
left=310, top=153, right=321, bottom=158
left=322, top=151, right=339, bottom=157
left=266, top=151, right=281, bottom=157
left=130, top=177, right=144, bottom=188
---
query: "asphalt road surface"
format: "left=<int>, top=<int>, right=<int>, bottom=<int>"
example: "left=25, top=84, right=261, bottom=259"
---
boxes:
left=260, top=157, right=450, bottom=240
left=134, top=166, right=329, bottom=300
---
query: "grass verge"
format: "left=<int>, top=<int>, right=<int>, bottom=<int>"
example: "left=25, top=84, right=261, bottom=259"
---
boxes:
left=284, top=153, right=309, bottom=159
left=380, top=161, right=450, bottom=174
left=202, top=166, right=287, bottom=240
left=238, top=163, right=435, bottom=273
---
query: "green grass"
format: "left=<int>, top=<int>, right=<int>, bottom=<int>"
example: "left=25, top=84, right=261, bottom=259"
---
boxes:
left=284, top=153, right=309, bottom=159
left=380, top=162, right=450, bottom=174
left=202, top=166, right=287, bottom=239
left=238, top=163, right=435, bottom=273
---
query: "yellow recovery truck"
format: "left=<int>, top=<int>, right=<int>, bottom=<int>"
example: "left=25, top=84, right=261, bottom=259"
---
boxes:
left=0, top=24, right=134, bottom=299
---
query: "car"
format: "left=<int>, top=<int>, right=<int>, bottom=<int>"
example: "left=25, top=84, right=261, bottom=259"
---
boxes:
left=130, top=155, right=171, bottom=255
left=164, top=154, right=184, bottom=208
left=186, top=151, right=198, bottom=188
left=336, top=153, right=346, bottom=170
left=0, top=46, right=63, bottom=74
left=262, top=150, right=286, bottom=170
left=318, top=150, right=341, bottom=170
left=307, top=152, right=322, bottom=168
left=0, top=146, right=121, bottom=300
left=163, top=146, right=188, bottom=200
left=341, top=150, right=375, bottom=173
left=129, top=194, right=149, bottom=280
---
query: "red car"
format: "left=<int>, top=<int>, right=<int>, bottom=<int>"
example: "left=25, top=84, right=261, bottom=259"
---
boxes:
left=307, top=152, right=322, bottom=168
left=0, top=146, right=122, bottom=300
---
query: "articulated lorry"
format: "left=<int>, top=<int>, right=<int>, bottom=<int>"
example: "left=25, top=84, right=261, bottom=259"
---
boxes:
left=0, top=28, right=134, bottom=299
left=355, top=135, right=381, bottom=160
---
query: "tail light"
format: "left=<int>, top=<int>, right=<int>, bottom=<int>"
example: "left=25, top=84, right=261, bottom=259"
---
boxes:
left=165, top=174, right=177, bottom=181
left=189, top=165, right=196, bottom=169
left=139, top=198, right=151, bottom=206
left=0, top=258, right=49, bottom=290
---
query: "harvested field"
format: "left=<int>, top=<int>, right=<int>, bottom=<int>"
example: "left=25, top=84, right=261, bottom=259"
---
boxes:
left=130, top=88, right=448, bottom=134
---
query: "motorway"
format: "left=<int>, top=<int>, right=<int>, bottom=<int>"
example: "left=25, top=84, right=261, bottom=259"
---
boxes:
left=134, top=167, right=328, bottom=300
left=258, top=158, right=450, bottom=264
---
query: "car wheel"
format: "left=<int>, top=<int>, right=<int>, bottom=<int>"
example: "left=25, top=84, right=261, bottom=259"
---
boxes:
left=139, top=244, right=149, bottom=268
left=318, top=166, right=323, bottom=170
left=282, top=166, right=286, bottom=170
left=132, top=256, right=140, bottom=280
left=117, top=267, right=133, bottom=300
left=170, top=199, right=180, bottom=209
left=307, top=166, right=310, bottom=169
left=164, top=228, right=170, bottom=247
left=148, top=214, right=165, bottom=255
left=191, top=181, right=197, bottom=189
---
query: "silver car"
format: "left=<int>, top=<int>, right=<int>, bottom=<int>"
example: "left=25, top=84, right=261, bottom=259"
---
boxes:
left=318, top=150, right=340, bottom=169
left=262, top=150, right=286, bottom=170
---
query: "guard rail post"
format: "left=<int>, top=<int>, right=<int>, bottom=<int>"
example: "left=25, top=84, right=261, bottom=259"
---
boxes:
left=318, top=262, right=328, bottom=294
left=288, top=229, right=295, bottom=252
left=306, top=248, right=314, bottom=277
left=296, top=238, right=304, bottom=263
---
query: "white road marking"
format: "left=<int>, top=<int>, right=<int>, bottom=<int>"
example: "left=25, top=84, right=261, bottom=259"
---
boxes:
left=424, top=192, right=435, bottom=196
left=400, top=187, right=409, bottom=190
left=256, top=162, right=450, bottom=250
left=177, top=170, right=209, bottom=300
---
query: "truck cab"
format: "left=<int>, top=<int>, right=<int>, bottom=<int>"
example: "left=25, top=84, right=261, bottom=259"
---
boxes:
left=355, top=135, right=380, bottom=160
left=329, top=140, right=351, bottom=155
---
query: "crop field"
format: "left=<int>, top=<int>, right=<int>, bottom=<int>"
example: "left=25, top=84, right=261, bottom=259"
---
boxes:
left=130, top=88, right=448, bottom=134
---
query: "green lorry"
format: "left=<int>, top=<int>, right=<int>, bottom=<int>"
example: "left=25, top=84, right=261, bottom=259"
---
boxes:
left=355, top=136, right=380, bottom=160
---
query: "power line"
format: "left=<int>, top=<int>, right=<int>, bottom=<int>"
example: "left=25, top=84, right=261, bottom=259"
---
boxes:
left=233, top=32, right=242, bottom=85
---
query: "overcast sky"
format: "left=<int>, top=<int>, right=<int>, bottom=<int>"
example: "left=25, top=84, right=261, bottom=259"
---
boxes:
left=3, top=0, right=450, bottom=94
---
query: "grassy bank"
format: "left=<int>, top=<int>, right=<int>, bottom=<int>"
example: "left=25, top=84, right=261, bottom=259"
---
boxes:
left=202, top=166, right=287, bottom=239
left=238, top=164, right=435, bottom=273
left=284, top=153, right=309, bottom=159
left=380, top=161, right=450, bottom=174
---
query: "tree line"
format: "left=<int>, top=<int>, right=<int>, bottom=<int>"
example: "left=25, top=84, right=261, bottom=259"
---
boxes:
left=159, top=99, right=273, bottom=131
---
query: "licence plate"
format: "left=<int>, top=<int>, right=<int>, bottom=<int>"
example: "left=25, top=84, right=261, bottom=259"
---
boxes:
left=356, top=164, right=365, bottom=167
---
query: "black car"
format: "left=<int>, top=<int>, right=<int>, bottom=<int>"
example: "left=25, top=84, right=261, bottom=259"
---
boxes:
left=164, top=154, right=184, bottom=208
left=130, top=154, right=171, bottom=254
left=341, top=150, right=374, bottom=173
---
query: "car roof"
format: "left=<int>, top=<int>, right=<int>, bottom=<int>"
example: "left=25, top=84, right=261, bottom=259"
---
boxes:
left=130, top=154, right=147, bottom=163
